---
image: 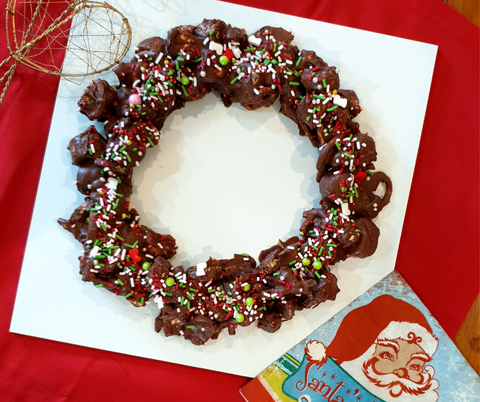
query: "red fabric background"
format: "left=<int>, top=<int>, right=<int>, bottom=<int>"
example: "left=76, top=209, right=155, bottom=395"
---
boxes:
left=0, top=0, right=478, bottom=401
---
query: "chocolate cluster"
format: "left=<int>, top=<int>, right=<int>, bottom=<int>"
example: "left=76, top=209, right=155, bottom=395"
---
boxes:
left=59, top=19, right=392, bottom=345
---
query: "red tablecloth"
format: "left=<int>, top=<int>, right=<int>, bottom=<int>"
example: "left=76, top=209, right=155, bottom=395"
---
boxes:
left=1, top=0, right=478, bottom=401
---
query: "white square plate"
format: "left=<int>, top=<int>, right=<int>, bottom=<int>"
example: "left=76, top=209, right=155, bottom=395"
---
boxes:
left=10, top=0, right=437, bottom=377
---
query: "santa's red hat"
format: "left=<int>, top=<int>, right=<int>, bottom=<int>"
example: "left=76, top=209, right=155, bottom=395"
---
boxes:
left=317, top=294, right=438, bottom=364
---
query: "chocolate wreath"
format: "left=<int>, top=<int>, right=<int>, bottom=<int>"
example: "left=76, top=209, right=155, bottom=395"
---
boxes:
left=59, top=19, right=392, bottom=345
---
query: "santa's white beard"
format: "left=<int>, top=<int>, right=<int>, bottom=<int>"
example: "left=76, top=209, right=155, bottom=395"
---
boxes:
left=340, top=345, right=439, bottom=402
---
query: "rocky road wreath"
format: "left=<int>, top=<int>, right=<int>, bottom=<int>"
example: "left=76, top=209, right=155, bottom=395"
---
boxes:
left=59, top=19, right=392, bottom=345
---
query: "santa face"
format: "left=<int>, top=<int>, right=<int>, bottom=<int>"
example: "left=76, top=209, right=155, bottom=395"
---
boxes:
left=340, top=339, right=439, bottom=402
left=371, top=339, right=429, bottom=383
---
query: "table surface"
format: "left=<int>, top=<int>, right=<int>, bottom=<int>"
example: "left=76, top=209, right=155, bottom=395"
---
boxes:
left=0, top=0, right=478, bottom=401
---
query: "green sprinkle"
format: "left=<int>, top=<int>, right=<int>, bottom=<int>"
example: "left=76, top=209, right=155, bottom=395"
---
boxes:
left=194, top=57, right=203, bottom=63
left=322, top=79, right=327, bottom=87
left=315, top=271, right=321, bottom=279
left=95, top=284, right=103, bottom=288
left=88, top=149, right=92, bottom=155
left=189, top=288, right=199, bottom=293
left=175, top=62, right=179, bottom=70
left=335, top=142, right=341, bottom=151
left=141, top=297, right=144, bottom=304
left=230, top=76, right=239, bottom=85
left=327, top=243, right=337, bottom=248
left=273, top=272, right=280, bottom=276
left=288, top=260, right=296, bottom=266
left=115, top=235, right=124, bottom=241
left=147, top=137, right=155, bottom=147
left=124, top=293, right=132, bottom=298
left=181, top=85, right=188, bottom=96
left=116, top=279, right=124, bottom=286
left=296, top=57, right=302, bottom=67
left=209, top=28, right=215, bottom=36
left=259, top=48, right=266, bottom=55
left=289, top=81, right=300, bottom=86
left=164, top=292, right=173, bottom=297
left=186, top=325, right=195, bottom=329
left=367, top=171, right=373, bottom=176
left=327, top=105, right=338, bottom=112
left=241, top=253, right=250, bottom=257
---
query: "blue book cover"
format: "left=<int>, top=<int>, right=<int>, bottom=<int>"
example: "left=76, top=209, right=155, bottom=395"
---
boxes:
left=240, top=271, right=480, bottom=402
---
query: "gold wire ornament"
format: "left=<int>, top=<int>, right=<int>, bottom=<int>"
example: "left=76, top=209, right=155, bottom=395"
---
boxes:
left=0, top=0, right=132, bottom=106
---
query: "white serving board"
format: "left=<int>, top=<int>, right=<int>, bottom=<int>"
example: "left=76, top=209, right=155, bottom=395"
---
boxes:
left=10, top=0, right=437, bottom=377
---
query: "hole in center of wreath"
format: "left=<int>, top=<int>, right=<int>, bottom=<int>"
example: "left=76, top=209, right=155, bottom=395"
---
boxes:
left=130, top=92, right=319, bottom=267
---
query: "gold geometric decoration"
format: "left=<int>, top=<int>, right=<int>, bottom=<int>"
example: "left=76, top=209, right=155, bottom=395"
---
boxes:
left=0, top=0, right=132, bottom=105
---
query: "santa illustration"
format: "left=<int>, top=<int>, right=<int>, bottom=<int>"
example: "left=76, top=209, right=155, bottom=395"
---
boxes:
left=301, top=295, right=440, bottom=402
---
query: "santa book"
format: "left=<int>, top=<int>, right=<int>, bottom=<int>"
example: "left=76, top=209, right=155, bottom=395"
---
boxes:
left=240, top=270, right=480, bottom=402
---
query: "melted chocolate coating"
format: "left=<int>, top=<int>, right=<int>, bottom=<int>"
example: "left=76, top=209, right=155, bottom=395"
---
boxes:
left=60, top=19, right=392, bottom=346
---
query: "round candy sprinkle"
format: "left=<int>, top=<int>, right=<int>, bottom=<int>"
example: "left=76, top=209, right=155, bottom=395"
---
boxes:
left=128, top=93, right=142, bottom=106
left=302, top=258, right=311, bottom=266
left=219, top=55, right=229, bottom=66
left=235, top=314, right=245, bottom=323
left=313, top=260, right=323, bottom=270
left=243, top=283, right=251, bottom=292
left=180, top=76, right=190, bottom=86
left=245, top=297, right=254, bottom=306
left=142, top=262, right=151, bottom=270
left=165, top=277, right=175, bottom=287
